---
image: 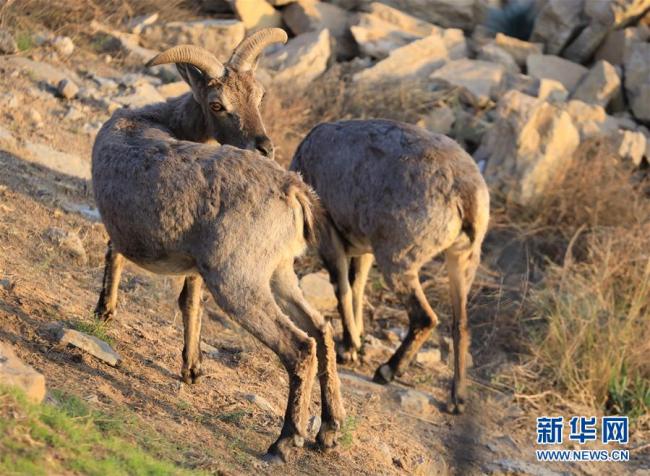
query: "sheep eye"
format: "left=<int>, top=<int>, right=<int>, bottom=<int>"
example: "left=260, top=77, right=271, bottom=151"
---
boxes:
left=211, top=102, right=223, bottom=112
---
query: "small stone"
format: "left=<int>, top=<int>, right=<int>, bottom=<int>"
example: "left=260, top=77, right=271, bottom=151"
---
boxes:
left=52, top=36, right=74, bottom=56
left=0, top=125, right=16, bottom=150
left=299, top=271, right=337, bottom=312
left=158, top=80, right=190, bottom=99
left=399, top=389, right=435, bottom=415
left=128, top=12, right=159, bottom=35
left=615, top=130, right=646, bottom=166
left=0, top=278, right=12, bottom=290
left=537, top=79, right=568, bottom=102
left=24, top=142, right=90, bottom=179
left=362, top=335, right=394, bottom=363
left=0, top=28, right=17, bottom=54
left=307, top=415, right=322, bottom=437
left=200, top=340, right=219, bottom=358
left=417, top=105, right=456, bottom=135
left=494, top=33, right=542, bottom=67
left=29, top=109, right=43, bottom=126
left=0, top=342, right=46, bottom=403
left=44, top=227, right=88, bottom=266
left=476, top=43, right=519, bottom=73
left=57, top=78, right=79, bottom=100
left=431, top=59, right=505, bottom=105
left=415, top=348, right=441, bottom=368
left=242, top=393, right=278, bottom=414
left=57, top=328, right=121, bottom=366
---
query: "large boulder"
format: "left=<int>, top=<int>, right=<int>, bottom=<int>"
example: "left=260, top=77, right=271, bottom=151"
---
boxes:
left=563, top=0, right=650, bottom=63
left=23, top=142, right=91, bottom=180
left=494, top=33, right=543, bottom=67
left=141, top=20, right=245, bottom=62
left=373, top=0, right=476, bottom=30
left=0, top=342, right=46, bottom=403
left=261, top=29, right=331, bottom=87
left=571, top=60, right=621, bottom=108
left=526, top=54, right=588, bottom=92
left=283, top=0, right=356, bottom=59
left=230, top=0, right=282, bottom=30
left=351, top=13, right=424, bottom=59
left=299, top=271, right=337, bottom=312
left=476, top=43, right=519, bottom=73
left=594, top=25, right=650, bottom=65
left=565, top=100, right=618, bottom=140
left=430, top=59, right=505, bottom=105
left=364, top=2, right=439, bottom=36
left=530, top=0, right=586, bottom=55
left=478, top=90, right=580, bottom=204
left=353, top=28, right=466, bottom=84
left=624, top=42, right=650, bottom=121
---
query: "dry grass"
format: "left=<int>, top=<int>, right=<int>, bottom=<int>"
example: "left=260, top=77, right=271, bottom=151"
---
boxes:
left=494, top=139, right=650, bottom=426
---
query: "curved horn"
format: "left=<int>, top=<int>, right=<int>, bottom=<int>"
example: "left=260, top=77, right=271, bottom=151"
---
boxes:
left=146, top=45, right=224, bottom=78
left=229, top=28, right=288, bottom=72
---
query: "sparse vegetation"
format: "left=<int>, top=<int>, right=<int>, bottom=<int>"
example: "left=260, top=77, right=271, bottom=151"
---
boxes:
left=0, top=386, right=207, bottom=476
left=72, top=316, right=114, bottom=345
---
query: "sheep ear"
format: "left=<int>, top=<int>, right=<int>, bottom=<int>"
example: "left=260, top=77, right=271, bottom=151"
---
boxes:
left=176, top=63, right=207, bottom=103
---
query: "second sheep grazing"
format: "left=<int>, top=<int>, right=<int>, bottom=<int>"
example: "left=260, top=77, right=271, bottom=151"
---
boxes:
left=290, top=119, right=490, bottom=413
left=92, top=29, right=344, bottom=461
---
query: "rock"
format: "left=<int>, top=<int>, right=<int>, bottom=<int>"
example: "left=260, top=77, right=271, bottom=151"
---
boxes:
left=114, top=82, right=164, bottom=108
left=0, top=56, right=81, bottom=86
left=0, top=125, right=16, bottom=150
left=526, top=54, right=588, bottom=92
left=0, top=28, right=17, bottom=54
left=0, top=342, right=46, bottom=403
left=44, top=227, right=88, bottom=265
left=399, top=389, right=436, bottom=415
left=417, top=105, right=456, bottom=135
left=440, top=336, right=474, bottom=369
left=430, top=59, right=505, bottom=105
left=24, top=141, right=90, bottom=179
left=415, top=348, right=441, bottom=368
left=299, top=270, right=337, bottom=312
left=57, top=78, right=79, bottom=100
left=339, top=370, right=388, bottom=395
left=365, top=2, right=439, bottom=37
left=52, top=36, right=74, bottom=56
left=529, top=0, right=586, bottom=55
left=230, top=0, right=282, bottom=30
left=351, top=13, right=423, bottom=59
left=563, top=0, right=650, bottom=64
left=200, top=340, right=219, bottom=358
left=375, top=0, right=475, bottom=30
left=615, top=130, right=647, bottom=166
left=59, top=202, right=101, bottom=222
left=64, top=105, right=84, bottom=121
left=478, top=90, right=580, bottom=204
left=307, top=415, right=322, bottom=437
left=361, top=335, right=394, bottom=363
left=28, top=109, right=43, bottom=126
left=537, top=79, right=569, bottom=102
left=595, top=25, right=650, bottom=65
left=57, top=328, right=121, bottom=366
left=198, top=0, right=232, bottom=13
left=476, top=43, right=519, bottom=73
left=565, top=100, right=617, bottom=140
left=242, top=393, right=278, bottom=414
left=624, top=42, right=650, bottom=122
left=141, top=20, right=245, bottom=63
left=494, top=33, right=543, bottom=67
left=283, top=1, right=355, bottom=59
left=158, top=80, right=190, bottom=99
left=571, top=60, right=621, bottom=108
left=353, top=29, right=466, bottom=84
left=0, top=92, right=18, bottom=109
left=128, top=12, right=159, bottom=35
left=262, top=29, right=331, bottom=87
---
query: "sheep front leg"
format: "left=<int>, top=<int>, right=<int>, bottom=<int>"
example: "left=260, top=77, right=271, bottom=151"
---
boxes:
left=179, top=274, right=204, bottom=384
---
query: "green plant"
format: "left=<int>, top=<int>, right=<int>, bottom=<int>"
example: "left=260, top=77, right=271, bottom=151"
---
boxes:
left=0, top=386, right=207, bottom=475
left=71, top=317, right=114, bottom=345
left=339, top=416, right=358, bottom=448
left=15, top=32, right=33, bottom=51
left=218, top=410, right=247, bottom=426
left=607, top=367, right=650, bottom=421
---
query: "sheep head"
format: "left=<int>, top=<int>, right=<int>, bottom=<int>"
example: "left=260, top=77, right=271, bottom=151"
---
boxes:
left=146, top=28, right=288, bottom=159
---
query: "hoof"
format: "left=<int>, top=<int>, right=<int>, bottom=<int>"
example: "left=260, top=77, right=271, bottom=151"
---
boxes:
left=336, top=344, right=358, bottom=365
left=261, top=452, right=285, bottom=466
left=181, top=366, right=203, bottom=385
left=372, top=364, right=394, bottom=385
left=317, top=420, right=341, bottom=450
left=448, top=381, right=466, bottom=414
left=94, top=307, right=115, bottom=323
left=266, top=435, right=301, bottom=463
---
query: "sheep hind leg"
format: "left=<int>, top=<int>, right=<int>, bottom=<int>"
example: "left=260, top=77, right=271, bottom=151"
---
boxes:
left=94, top=241, right=124, bottom=322
left=445, top=245, right=479, bottom=414
left=373, top=269, right=439, bottom=384
left=350, top=253, right=373, bottom=343
left=179, top=275, right=204, bottom=384
left=204, top=277, right=317, bottom=463
left=272, top=261, right=345, bottom=450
